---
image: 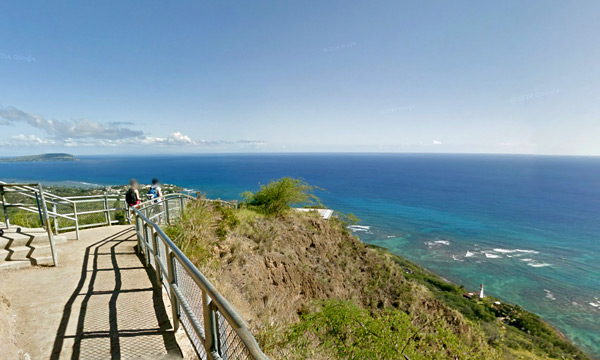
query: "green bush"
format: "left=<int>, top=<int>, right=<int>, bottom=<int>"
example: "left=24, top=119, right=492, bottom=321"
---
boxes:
left=214, top=202, right=240, bottom=240
left=336, top=212, right=360, bottom=226
left=282, top=300, right=499, bottom=360
left=241, top=177, right=322, bottom=216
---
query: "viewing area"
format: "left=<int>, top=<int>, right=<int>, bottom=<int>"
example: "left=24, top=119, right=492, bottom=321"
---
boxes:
left=0, top=183, right=268, bottom=360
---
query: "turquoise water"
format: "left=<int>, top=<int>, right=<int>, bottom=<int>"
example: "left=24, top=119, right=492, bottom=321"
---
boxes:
left=1, top=153, right=599, bottom=357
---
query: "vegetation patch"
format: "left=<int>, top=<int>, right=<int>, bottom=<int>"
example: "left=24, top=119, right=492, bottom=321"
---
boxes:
left=162, top=178, right=590, bottom=360
left=241, top=177, right=322, bottom=216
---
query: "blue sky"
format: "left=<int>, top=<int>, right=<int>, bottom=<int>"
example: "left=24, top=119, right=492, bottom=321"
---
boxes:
left=1, top=1, right=599, bottom=155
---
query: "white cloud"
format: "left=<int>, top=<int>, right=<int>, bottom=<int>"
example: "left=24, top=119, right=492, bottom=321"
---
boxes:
left=432, top=140, right=442, bottom=145
left=0, top=106, right=142, bottom=140
left=166, top=132, right=197, bottom=145
left=0, top=106, right=265, bottom=150
left=236, top=140, right=266, bottom=144
left=0, top=134, right=56, bottom=146
left=50, top=133, right=197, bottom=147
left=109, top=132, right=198, bottom=146
left=0, top=132, right=266, bottom=149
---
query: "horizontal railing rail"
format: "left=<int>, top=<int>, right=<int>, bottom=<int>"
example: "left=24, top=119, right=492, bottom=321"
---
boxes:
left=132, top=195, right=269, bottom=360
left=0, top=182, right=58, bottom=265
left=0, top=181, right=126, bottom=242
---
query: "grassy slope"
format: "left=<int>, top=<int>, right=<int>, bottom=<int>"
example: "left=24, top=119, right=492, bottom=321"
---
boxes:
left=165, top=200, right=590, bottom=360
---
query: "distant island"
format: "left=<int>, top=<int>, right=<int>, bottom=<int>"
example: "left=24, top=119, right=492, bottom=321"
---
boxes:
left=0, top=153, right=78, bottom=163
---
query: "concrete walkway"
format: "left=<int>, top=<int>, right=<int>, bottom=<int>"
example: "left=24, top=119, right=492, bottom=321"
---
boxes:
left=0, top=225, right=182, bottom=360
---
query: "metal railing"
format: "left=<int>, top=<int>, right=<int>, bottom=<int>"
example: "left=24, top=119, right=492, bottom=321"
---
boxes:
left=132, top=194, right=269, bottom=360
left=0, top=181, right=125, bottom=240
left=0, top=181, right=130, bottom=266
left=0, top=182, right=59, bottom=265
left=52, top=193, right=123, bottom=234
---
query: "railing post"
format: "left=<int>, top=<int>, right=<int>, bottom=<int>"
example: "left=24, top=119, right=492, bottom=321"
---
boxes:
left=167, top=250, right=179, bottom=331
left=1, top=185, right=10, bottom=228
left=165, top=198, right=171, bottom=225
left=73, top=202, right=80, bottom=240
left=142, top=221, right=148, bottom=263
left=38, top=184, right=58, bottom=266
left=34, top=192, right=44, bottom=227
left=52, top=203, right=59, bottom=235
left=135, top=215, right=142, bottom=254
left=152, top=231, right=161, bottom=285
left=104, top=193, right=112, bottom=226
left=180, top=197, right=185, bottom=215
left=144, top=223, right=152, bottom=267
left=203, top=291, right=218, bottom=360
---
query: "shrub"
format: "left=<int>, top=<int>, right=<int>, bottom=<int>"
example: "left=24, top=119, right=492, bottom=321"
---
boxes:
left=336, top=212, right=360, bottom=226
left=164, top=198, right=218, bottom=265
left=241, top=177, right=322, bottom=216
left=283, top=300, right=500, bottom=360
left=214, top=202, right=240, bottom=240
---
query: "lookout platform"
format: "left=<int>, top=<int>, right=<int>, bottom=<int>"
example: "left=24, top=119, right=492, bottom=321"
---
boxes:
left=0, top=225, right=183, bottom=359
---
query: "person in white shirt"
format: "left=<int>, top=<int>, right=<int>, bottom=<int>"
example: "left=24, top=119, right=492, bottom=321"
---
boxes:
left=147, top=178, right=163, bottom=202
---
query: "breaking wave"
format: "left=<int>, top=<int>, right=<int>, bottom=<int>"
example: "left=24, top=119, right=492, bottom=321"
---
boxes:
left=348, top=225, right=371, bottom=232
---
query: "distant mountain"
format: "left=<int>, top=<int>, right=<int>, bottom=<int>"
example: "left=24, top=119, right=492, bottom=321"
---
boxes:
left=0, top=153, right=78, bottom=163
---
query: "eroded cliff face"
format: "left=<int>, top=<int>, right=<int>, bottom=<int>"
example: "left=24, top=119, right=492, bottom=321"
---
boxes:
left=210, top=214, right=462, bottom=329
left=170, top=207, right=490, bottom=358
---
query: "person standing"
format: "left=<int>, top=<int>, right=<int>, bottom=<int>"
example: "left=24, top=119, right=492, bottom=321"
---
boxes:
left=125, top=179, right=141, bottom=223
left=126, top=179, right=141, bottom=207
left=147, top=178, right=163, bottom=202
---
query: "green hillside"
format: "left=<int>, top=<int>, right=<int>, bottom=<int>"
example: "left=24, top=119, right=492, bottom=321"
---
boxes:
left=0, top=153, right=78, bottom=163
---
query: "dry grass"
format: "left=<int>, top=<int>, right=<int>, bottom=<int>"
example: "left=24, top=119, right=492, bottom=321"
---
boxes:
left=166, top=200, right=588, bottom=360
left=166, top=202, right=502, bottom=358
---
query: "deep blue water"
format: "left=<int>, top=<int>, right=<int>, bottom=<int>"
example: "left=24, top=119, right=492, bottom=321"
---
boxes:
left=1, top=153, right=599, bottom=356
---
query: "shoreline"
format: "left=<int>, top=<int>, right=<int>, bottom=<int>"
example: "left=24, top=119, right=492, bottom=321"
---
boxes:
left=351, top=228, right=599, bottom=358
left=362, top=242, right=593, bottom=359
left=1, top=177, right=595, bottom=358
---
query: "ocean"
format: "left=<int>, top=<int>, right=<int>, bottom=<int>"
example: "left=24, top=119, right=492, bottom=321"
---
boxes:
left=1, top=153, right=599, bottom=356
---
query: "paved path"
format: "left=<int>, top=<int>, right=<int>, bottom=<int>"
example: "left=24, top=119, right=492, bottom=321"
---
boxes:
left=0, top=225, right=182, bottom=360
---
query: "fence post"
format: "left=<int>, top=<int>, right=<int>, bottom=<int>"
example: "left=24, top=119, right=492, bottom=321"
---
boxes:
left=203, top=291, right=218, bottom=360
left=144, top=223, right=152, bottom=267
left=1, top=185, right=9, bottom=228
left=52, top=203, right=59, bottom=235
left=38, top=184, right=58, bottom=266
left=134, top=215, right=142, bottom=253
left=104, top=193, right=112, bottom=226
left=34, top=192, right=44, bottom=227
left=73, top=202, right=80, bottom=240
left=152, top=231, right=161, bottom=285
left=165, top=198, right=171, bottom=225
left=167, top=250, right=179, bottom=331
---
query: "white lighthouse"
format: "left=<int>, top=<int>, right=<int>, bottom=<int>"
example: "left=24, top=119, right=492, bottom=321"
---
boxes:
left=479, top=284, right=485, bottom=299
